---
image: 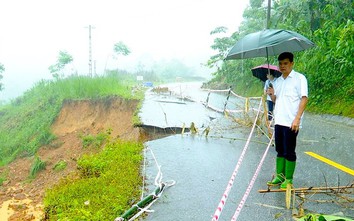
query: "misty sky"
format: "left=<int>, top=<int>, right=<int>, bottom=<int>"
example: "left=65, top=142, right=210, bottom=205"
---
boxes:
left=0, top=0, right=249, bottom=100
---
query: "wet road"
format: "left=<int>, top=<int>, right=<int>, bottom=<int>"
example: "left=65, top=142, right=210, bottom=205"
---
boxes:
left=139, top=82, right=354, bottom=221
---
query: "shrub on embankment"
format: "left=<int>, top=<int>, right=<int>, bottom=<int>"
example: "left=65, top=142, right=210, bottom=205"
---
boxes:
left=0, top=73, right=144, bottom=166
left=44, top=140, right=143, bottom=220
left=0, top=73, right=146, bottom=219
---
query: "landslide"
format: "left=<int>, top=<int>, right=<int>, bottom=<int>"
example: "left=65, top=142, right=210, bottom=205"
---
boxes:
left=0, top=97, right=145, bottom=221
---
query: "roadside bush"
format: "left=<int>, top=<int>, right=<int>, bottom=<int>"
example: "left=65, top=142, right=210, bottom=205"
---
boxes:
left=43, top=140, right=144, bottom=221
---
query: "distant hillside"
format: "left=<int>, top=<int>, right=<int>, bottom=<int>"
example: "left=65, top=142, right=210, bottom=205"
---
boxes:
left=0, top=74, right=144, bottom=166
left=0, top=73, right=148, bottom=220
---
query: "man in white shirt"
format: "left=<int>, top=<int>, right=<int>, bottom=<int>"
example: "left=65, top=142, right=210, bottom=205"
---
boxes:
left=266, top=52, right=308, bottom=189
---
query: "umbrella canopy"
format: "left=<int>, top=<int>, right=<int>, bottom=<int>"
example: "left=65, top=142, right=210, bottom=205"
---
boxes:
left=251, top=64, right=282, bottom=82
left=225, top=29, right=315, bottom=60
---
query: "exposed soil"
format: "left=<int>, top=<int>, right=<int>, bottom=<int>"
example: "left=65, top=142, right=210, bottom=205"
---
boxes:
left=0, top=97, right=147, bottom=221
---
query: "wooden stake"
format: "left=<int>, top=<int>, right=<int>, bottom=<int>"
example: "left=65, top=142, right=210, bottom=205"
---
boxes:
left=259, top=184, right=354, bottom=193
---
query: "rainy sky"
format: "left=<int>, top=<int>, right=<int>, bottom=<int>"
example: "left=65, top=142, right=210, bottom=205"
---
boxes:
left=0, top=0, right=249, bottom=100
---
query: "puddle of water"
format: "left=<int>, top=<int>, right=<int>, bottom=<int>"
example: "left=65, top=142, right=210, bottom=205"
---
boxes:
left=0, top=200, right=14, bottom=221
left=0, top=198, right=44, bottom=221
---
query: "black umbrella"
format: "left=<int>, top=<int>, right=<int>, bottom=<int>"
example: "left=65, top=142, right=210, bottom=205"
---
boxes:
left=224, top=29, right=315, bottom=80
left=225, top=29, right=315, bottom=60
left=251, top=64, right=282, bottom=82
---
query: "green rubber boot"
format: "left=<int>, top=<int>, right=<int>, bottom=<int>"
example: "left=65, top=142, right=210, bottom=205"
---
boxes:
left=280, top=160, right=296, bottom=189
left=267, top=157, right=285, bottom=186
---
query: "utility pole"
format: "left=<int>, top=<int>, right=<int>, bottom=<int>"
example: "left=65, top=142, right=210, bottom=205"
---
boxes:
left=267, top=0, right=271, bottom=29
left=85, top=25, right=95, bottom=77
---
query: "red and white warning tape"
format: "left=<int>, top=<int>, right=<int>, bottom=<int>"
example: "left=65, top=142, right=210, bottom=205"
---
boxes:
left=211, top=98, right=264, bottom=221
left=230, top=132, right=274, bottom=220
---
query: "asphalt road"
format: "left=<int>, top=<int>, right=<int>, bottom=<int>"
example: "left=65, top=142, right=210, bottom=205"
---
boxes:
left=139, top=83, right=354, bottom=221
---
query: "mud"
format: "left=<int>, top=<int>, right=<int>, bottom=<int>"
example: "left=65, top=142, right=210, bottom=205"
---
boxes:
left=0, top=96, right=157, bottom=221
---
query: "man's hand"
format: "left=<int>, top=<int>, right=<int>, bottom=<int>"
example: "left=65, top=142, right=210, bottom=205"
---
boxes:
left=291, top=118, right=300, bottom=132
left=291, top=96, right=308, bottom=132
left=267, top=87, right=274, bottom=96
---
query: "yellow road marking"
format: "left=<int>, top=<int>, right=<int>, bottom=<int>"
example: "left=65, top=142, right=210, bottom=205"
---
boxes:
left=305, top=151, right=354, bottom=176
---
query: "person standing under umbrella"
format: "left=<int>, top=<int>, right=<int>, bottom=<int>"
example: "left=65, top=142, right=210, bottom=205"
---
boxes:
left=264, top=72, right=277, bottom=121
left=266, top=52, right=308, bottom=189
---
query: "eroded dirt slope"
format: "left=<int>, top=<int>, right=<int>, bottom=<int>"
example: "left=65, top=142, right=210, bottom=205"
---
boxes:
left=0, top=97, right=141, bottom=221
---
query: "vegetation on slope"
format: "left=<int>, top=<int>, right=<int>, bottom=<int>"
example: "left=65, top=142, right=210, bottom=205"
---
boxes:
left=206, top=0, right=354, bottom=118
left=44, top=140, right=143, bottom=220
left=0, top=72, right=146, bottom=219
left=0, top=73, right=144, bottom=166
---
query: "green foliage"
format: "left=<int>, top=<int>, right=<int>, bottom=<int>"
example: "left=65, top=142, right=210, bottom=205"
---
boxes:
left=44, top=140, right=143, bottom=220
left=207, top=0, right=354, bottom=118
left=207, top=26, right=237, bottom=71
left=49, top=51, right=74, bottom=80
left=303, top=20, right=354, bottom=117
left=0, top=74, right=142, bottom=166
left=0, top=72, right=145, bottom=220
left=53, top=160, right=67, bottom=172
left=0, top=169, right=8, bottom=186
left=240, top=0, right=267, bottom=32
left=81, top=130, right=111, bottom=149
left=113, top=41, right=131, bottom=56
left=0, top=176, right=5, bottom=186
left=30, top=155, right=46, bottom=178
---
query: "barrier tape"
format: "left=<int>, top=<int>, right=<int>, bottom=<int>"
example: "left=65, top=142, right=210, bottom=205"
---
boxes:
left=230, top=90, right=262, bottom=100
left=211, top=98, right=264, bottom=221
left=230, top=132, right=274, bottom=220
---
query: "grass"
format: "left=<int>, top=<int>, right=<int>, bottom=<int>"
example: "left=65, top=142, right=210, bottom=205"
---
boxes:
left=0, top=71, right=147, bottom=220
left=44, top=140, right=144, bottom=220
left=81, top=129, right=112, bottom=149
left=29, top=155, right=46, bottom=178
left=307, top=99, right=354, bottom=118
left=53, top=160, right=67, bottom=172
left=0, top=169, right=8, bottom=186
left=0, top=73, right=144, bottom=166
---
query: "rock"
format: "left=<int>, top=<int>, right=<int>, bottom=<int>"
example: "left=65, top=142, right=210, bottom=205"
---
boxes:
left=13, top=193, right=27, bottom=200
left=13, top=188, right=24, bottom=194
left=9, top=202, right=28, bottom=211
left=24, top=213, right=35, bottom=221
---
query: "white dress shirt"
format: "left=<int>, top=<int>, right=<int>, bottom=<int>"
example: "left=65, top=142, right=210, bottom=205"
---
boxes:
left=273, top=70, right=308, bottom=127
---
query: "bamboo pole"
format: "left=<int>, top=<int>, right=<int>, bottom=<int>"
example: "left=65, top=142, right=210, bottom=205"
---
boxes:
left=258, top=185, right=354, bottom=193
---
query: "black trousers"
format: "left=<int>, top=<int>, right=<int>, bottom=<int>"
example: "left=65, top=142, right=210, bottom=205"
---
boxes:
left=274, top=125, right=298, bottom=161
left=267, top=100, right=274, bottom=120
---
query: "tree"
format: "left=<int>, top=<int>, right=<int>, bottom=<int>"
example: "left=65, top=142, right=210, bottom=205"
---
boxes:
left=239, top=0, right=267, bottom=32
left=207, top=26, right=234, bottom=70
left=205, top=3, right=268, bottom=95
left=206, top=0, right=354, bottom=116
left=113, top=41, right=131, bottom=71
left=0, top=63, right=4, bottom=91
left=49, top=51, right=74, bottom=80
left=113, top=41, right=130, bottom=56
